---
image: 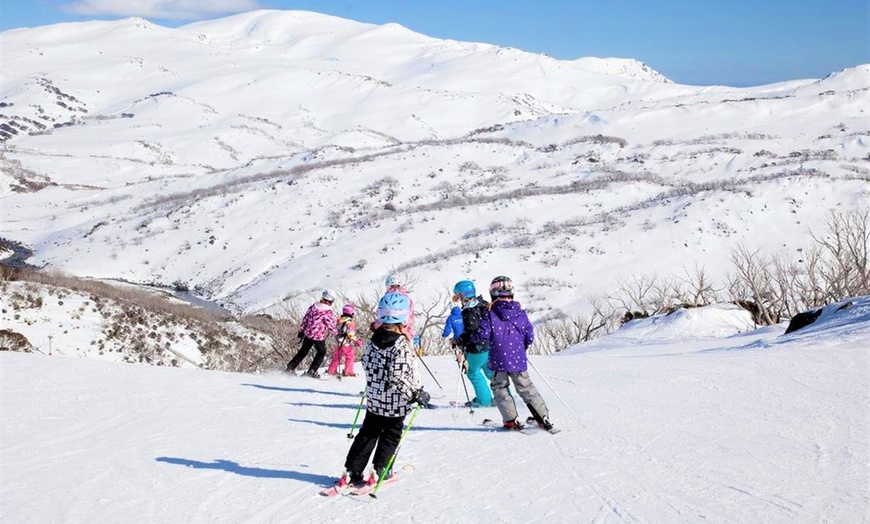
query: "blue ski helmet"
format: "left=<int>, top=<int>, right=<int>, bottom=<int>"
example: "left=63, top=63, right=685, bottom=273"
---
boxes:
left=452, top=280, right=476, bottom=299
left=377, top=291, right=411, bottom=324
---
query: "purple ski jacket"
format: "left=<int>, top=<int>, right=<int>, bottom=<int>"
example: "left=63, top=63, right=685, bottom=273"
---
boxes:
left=470, top=299, right=534, bottom=373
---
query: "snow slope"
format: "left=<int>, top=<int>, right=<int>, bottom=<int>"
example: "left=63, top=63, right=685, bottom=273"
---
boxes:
left=0, top=10, right=868, bottom=317
left=2, top=302, right=868, bottom=523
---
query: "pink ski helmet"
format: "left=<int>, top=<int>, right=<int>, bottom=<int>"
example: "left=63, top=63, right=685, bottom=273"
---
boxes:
left=342, top=304, right=355, bottom=316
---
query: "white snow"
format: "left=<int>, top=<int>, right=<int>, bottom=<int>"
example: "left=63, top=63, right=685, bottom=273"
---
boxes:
left=0, top=12, right=868, bottom=520
left=0, top=11, right=866, bottom=317
left=2, top=299, right=868, bottom=522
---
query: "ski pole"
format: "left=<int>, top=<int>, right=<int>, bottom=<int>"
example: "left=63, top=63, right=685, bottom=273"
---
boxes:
left=527, top=357, right=583, bottom=425
left=453, top=362, right=463, bottom=414
left=347, top=392, right=365, bottom=440
left=370, top=404, right=422, bottom=499
left=415, top=352, right=443, bottom=391
left=456, top=352, right=474, bottom=415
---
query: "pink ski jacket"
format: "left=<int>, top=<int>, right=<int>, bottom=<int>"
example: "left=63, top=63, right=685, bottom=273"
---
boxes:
left=300, top=302, right=337, bottom=341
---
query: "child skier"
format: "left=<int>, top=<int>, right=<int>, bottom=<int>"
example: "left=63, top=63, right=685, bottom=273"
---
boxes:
left=470, top=276, right=555, bottom=431
left=334, top=291, right=430, bottom=489
left=327, top=304, right=363, bottom=377
left=453, top=280, right=494, bottom=408
left=285, top=289, right=338, bottom=379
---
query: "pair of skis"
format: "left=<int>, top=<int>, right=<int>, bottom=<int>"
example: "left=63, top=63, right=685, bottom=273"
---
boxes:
left=481, top=417, right=562, bottom=435
left=319, top=464, right=414, bottom=498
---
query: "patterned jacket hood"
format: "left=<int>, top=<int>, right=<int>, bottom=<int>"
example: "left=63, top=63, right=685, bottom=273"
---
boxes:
left=371, top=328, right=402, bottom=350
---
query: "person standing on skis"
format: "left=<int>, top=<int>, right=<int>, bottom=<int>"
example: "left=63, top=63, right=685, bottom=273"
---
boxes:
left=327, top=304, right=363, bottom=377
left=285, top=289, right=338, bottom=378
left=335, top=291, right=430, bottom=489
left=470, top=276, right=555, bottom=432
left=453, top=280, right=494, bottom=408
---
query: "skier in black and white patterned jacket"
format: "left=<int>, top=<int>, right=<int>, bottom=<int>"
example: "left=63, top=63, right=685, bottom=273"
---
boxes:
left=338, top=291, right=430, bottom=488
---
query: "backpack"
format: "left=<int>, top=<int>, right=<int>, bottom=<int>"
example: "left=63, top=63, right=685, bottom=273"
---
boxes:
left=461, top=298, right=490, bottom=353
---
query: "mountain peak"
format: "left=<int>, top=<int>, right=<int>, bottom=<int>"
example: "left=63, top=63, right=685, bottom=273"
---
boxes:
left=571, top=57, right=672, bottom=83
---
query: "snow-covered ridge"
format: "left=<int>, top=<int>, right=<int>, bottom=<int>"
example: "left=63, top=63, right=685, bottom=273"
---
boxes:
left=572, top=56, right=672, bottom=83
left=178, top=10, right=671, bottom=83
left=0, top=9, right=867, bottom=318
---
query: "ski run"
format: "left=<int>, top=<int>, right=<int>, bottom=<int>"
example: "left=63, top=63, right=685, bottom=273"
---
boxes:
left=2, top=299, right=868, bottom=523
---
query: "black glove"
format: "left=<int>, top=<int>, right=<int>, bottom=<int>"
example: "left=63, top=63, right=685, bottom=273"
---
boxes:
left=297, top=331, right=304, bottom=340
left=412, top=388, right=431, bottom=406
left=456, top=333, right=469, bottom=347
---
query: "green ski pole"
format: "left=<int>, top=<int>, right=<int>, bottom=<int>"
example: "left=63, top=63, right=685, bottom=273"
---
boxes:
left=347, top=392, right=365, bottom=440
left=370, top=404, right=422, bottom=499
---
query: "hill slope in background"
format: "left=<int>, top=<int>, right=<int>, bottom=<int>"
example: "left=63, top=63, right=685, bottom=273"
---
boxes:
left=0, top=10, right=868, bottom=316
left=2, top=299, right=868, bottom=522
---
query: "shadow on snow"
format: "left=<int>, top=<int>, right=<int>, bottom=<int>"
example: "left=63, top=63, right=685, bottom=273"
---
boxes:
left=286, top=401, right=362, bottom=409
left=155, top=457, right=333, bottom=485
left=241, top=383, right=362, bottom=398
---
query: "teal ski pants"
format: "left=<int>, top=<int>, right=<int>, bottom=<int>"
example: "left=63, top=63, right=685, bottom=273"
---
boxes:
left=465, top=351, right=493, bottom=406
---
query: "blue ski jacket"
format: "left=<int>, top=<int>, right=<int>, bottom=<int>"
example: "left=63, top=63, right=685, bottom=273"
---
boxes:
left=441, top=306, right=464, bottom=340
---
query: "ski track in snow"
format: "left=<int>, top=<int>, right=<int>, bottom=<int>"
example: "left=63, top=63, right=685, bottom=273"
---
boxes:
left=2, top=329, right=867, bottom=523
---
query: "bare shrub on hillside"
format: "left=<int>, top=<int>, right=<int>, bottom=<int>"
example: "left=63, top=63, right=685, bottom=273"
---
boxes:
left=239, top=303, right=307, bottom=370
left=19, top=270, right=228, bottom=324
left=0, top=329, right=33, bottom=352
left=392, top=240, right=496, bottom=273
left=672, top=265, right=722, bottom=307
left=565, top=135, right=628, bottom=148
left=463, top=223, right=505, bottom=240
left=727, top=245, right=780, bottom=324
left=612, top=274, right=673, bottom=319
left=726, top=208, right=869, bottom=323
left=0, top=265, right=20, bottom=281
left=532, top=297, right=617, bottom=353
left=415, top=289, right=453, bottom=356
left=812, top=208, right=870, bottom=299
left=841, top=164, right=870, bottom=179
left=652, top=132, right=778, bottom=147
left=5, top=269, right=283, bottom=371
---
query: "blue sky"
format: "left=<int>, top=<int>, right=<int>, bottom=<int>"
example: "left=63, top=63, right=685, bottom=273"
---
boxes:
left=1, top=0, right=867, bottom=86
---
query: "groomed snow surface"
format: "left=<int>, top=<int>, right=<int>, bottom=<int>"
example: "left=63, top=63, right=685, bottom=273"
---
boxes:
left=3, top=301, right=868, bottom=523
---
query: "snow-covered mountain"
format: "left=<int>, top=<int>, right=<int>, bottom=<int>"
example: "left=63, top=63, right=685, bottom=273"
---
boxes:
left=2, top=298, right=867, bottom=522
left=0, top=10, right=868, bottom=316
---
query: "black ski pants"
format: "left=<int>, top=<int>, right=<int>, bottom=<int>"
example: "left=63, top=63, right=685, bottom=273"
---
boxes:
left=345, top=411, right=404, bottom=477
left=286, top=337, right=327, bottom=374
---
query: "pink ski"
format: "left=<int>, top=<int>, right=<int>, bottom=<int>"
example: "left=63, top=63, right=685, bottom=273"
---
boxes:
left=350, top=464, right=415, bottom=497
left=319, top=484, right=348, bottom=497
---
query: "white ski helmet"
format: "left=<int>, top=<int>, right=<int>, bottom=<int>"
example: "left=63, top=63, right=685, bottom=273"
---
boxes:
left=384, top=274, right=403, bottom=288
left=321, top=289, right=337, bottom=302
